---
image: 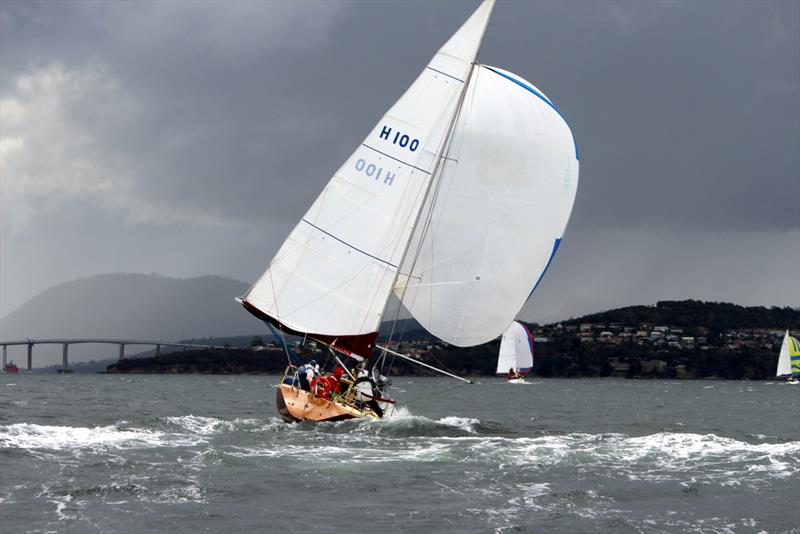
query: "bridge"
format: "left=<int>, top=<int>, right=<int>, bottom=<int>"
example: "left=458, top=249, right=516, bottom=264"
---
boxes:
left=0, top=339, right=235, bottom=372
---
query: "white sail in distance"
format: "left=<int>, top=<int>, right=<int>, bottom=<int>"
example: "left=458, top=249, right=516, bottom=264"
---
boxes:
left=241, top=1, right=496, bottom=355
left=776, top=330, right=800, bottom=377
left=496, top=321, right=534, bottom=375
left=777, top=331, right=792, bottom=376
left=396, top=65, right=580, bottom=346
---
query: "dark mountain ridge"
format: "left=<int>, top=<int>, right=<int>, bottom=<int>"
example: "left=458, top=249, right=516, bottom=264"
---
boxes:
left=558, top=300, right=799, bottom=331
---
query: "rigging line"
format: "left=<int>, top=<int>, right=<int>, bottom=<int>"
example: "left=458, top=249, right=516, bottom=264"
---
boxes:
left=332, top=352, right=356, bottom=380
left=404, top=381, right=472, bottom=406
left=320, top=349, right=332, bottom=372
left=265, top=321, right=294, bottom=366
left=378, top=5, right=495, bottom=342
left=425, top=348, right=461, bottom=378
left=386, top=84, right=470, bottom=350
left=384, top=60, right=483, bottom=348
left=377, top=344, right=472, bottom=384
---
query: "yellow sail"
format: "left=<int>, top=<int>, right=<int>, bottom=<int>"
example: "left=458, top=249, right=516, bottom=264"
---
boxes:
left=789, top=335, right=800, bottom=376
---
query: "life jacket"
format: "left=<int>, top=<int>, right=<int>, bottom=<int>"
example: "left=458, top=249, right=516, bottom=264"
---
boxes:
left=310, top=376, right=333, bottom=400
left=328, top=375, right=342, bottom=394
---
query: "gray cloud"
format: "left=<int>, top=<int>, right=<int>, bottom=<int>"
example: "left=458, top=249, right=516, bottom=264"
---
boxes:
left=1, top=0, right=798, bottom=320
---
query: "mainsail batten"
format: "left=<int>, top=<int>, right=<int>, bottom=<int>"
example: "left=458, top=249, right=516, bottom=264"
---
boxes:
left=242, top=1, right=496, bottom=355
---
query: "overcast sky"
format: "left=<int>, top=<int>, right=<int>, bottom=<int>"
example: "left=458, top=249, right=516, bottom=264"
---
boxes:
left=1, top=0, right=798, bottom=325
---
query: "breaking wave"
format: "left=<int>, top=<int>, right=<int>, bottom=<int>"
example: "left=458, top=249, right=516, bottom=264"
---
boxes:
left=4, top=415, right=796, bottom=490
left=159, top=415, right=284, bottom=435
left=0, top=422, right=203, bottom=451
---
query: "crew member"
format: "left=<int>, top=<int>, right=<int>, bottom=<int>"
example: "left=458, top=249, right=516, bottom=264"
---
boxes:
left=329, top=367, right=345, bottom=395
left=298, top=360, right=319, bottom=391
left=354, top=368, right=383, bottom=417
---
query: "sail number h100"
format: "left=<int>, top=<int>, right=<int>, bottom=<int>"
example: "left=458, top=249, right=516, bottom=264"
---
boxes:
left=355, top=158, right=396, bottom=186
left=379, top=125, right=420, bottom=152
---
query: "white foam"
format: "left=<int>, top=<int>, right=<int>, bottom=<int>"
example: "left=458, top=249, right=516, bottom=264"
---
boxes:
left=497, top=432, right=800, bottom=487
left=437, top=416, right=480, bottom=433
left=53, top=495, right=76, bottom=521
left=0, top=423, right=203, bottom=450
left=162, top=415, right=234, bottom=435
left=380, top=406, right=479, bottom=433
left=384, top=406, right=414, bottom=419
left=162, top=415, right=283, bottom=434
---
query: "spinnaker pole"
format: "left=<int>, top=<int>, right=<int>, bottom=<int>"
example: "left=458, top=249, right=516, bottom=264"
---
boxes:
left=376, top=345, right=473, bottom=384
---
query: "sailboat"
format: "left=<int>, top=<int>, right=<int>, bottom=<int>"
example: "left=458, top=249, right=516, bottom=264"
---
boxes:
left=496, top=321, right=534, bottom=383
left=238, top=0, right=579, bottom=422
left=776, top=330, right=800, bottom=384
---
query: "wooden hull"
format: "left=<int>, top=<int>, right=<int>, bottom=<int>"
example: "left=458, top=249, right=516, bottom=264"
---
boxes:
left=275, top=383, right=381, bottom=423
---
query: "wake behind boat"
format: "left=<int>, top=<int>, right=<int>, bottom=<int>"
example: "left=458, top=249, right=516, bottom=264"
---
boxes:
left=237, top=0, right=579, bottom=421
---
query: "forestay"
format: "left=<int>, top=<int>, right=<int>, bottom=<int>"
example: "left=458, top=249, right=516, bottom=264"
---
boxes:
left=241, top=1, right=496, bottom=356
left=496, top=321, right=534, bottom=375
left=396, top=65, right=580, bottom=346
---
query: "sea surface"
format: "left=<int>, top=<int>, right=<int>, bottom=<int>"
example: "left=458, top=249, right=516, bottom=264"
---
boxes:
left=1, top=374, right=798, bottom=534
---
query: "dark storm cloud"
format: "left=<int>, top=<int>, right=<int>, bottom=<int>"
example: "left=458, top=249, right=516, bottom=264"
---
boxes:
left=1, top=0, right=798, bottom=320
left=2, top=0, right=797, bottom=229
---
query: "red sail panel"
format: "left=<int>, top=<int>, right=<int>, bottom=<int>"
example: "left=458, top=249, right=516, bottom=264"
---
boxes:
left=241, top=300, right=378, bottom=359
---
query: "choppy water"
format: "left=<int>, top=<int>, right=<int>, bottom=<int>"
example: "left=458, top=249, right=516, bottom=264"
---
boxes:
left=1, top=375, right=798, bottom=533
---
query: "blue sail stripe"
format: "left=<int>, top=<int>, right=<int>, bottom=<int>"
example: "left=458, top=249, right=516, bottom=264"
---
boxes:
left=483, top=65, right=580, bottom=161
left=527, top=237, right=562, bottom=300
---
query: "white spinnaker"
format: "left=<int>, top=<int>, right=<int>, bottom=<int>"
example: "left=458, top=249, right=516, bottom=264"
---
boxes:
left=243, top=1, right=495, bottom=340
left=397, top=65, right=579, bottom=347
left=496, top=321, right=534, bottom=374
left=777, top=330, right=792, bottom=376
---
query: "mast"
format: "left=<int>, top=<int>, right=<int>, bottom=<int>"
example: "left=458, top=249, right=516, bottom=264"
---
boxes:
left=241, top=1, right=505, bottom=360
left=380, top=0, right=496, bottom=331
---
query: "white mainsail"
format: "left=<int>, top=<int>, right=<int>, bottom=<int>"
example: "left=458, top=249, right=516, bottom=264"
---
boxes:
left=241, top=1, right=496, bottom=355
left=777, top=331, right=792, bottom=376
left=396, top=65, right=580, bottom=346
left=242, top=0, right=578, bottom=359
left=496, top=321, right=534, bottom=375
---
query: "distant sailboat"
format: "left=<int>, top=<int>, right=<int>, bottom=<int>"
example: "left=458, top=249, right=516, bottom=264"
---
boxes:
left=776, top=330, right=800, bottom=384
left=238, top=0, right=579, bottom=422
left=496, top=321, right=534, bottom=383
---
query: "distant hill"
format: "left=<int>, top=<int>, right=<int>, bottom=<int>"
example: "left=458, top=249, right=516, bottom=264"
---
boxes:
left=59, top=297, right=800, bottom=379
left=559, top=300, right=800, bottom=331
left=0, top=274, right=265, bottom=365
left=6, top=278, right=797, bottom=371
